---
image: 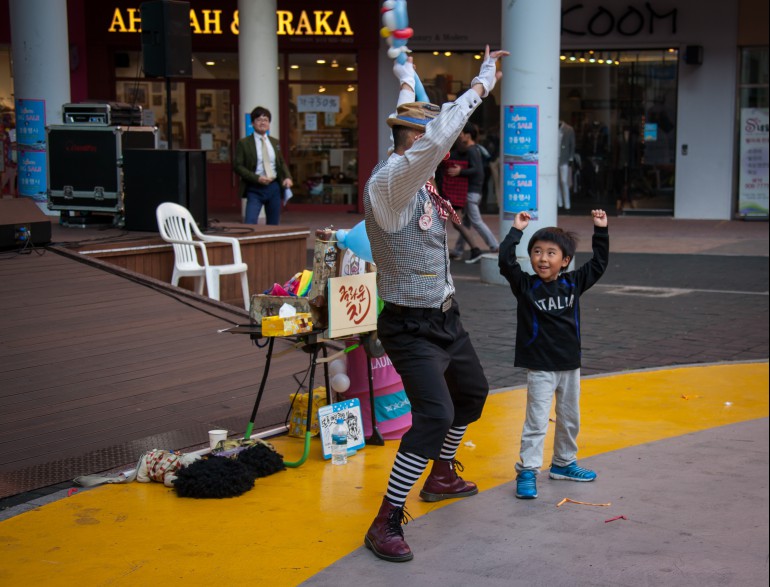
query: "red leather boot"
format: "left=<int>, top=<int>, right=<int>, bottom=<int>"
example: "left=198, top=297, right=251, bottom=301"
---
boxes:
left=419, top=459, right=478, bottom=502
left=364, top=498, right=414, bottom=562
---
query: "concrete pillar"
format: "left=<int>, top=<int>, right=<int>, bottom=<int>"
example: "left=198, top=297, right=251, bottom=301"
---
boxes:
left=492, top=0, right=562, bottom=276
left=9, top=0, right=71, bottom=204
left=9, top=0, right=71, bottom=130
left=238, top=0, right=280, bottom=137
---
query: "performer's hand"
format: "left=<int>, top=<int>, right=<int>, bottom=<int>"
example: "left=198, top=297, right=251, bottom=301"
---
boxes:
left=393, top=57, right=416, bottom=92
left=514, top=211, right=531, bottom=230
left=471, top=45, right=510, bottom=97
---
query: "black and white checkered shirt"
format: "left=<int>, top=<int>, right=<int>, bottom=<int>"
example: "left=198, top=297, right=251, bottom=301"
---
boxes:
left=364, top=90, right=481, bottom=308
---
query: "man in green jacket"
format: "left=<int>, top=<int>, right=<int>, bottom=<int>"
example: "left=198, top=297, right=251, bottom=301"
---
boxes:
left=234, top=106, right=293, bottom=225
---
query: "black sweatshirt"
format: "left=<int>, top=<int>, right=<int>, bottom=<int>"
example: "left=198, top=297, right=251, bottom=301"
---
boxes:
left=498, top=225, right=609, bottom=371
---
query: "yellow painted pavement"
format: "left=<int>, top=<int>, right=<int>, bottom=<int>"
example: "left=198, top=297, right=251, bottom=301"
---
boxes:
left=0, top=362, right=767, bottom=586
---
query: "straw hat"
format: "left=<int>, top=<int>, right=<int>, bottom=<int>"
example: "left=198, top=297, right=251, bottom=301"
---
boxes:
left=387, top=102, right=441, bottom=131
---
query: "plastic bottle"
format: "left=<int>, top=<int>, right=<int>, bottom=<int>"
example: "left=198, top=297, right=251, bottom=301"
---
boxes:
left=331, top=417, right=348, bottom=465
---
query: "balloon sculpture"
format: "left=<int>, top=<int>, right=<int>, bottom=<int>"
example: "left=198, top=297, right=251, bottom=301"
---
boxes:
left=335, top=220, right=373, bottom=264
left=380, top=0, right=429, bottom=103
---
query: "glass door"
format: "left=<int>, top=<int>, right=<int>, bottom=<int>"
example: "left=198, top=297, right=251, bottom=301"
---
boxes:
left=560, top=49, right=679, bottom=215
left=283, top=53, right=359, bottom=208
left=189, top=82, right=239, bottom=214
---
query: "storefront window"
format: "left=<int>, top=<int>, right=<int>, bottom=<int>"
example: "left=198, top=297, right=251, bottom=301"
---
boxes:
left=115, top=51, right=186, bottom=148
left=1, top=46, right=15, bottom=196
left=409, top=51, right=504, bottom=213
left=283, top=53, right=358, bottom=205
left=736, top=46, right=769, bottom=219
left=0, top=46, right=13, bottom=112
left=560, top=49, right=679, bottom=215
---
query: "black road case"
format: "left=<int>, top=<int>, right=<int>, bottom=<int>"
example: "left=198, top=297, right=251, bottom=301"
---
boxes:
left=46, top=125, right=158, bottom=213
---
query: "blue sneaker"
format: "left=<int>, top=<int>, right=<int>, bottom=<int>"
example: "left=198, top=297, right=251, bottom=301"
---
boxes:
left=515, top=470, right=538, bottom=499
left=549, top=462, right=597, bottom=482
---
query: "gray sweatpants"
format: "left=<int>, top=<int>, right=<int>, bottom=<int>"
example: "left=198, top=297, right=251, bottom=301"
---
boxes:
left=515, top=369, right=581, bottom=474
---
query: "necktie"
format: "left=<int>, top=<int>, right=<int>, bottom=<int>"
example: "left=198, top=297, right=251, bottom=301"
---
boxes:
left=261, top=136, right=275, bottom=181
left=425, top=181, right=462, bottom=226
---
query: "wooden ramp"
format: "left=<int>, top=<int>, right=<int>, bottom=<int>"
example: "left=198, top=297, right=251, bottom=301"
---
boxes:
left=0, top=246, right=319, bottom=499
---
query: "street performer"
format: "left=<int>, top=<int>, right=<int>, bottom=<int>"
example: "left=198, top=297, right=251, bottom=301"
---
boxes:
left=363, top=45, right=509, bottom=562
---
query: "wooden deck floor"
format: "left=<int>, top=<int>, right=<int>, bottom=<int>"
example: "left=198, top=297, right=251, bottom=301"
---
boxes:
left=0, top=245, right=324, bottom=498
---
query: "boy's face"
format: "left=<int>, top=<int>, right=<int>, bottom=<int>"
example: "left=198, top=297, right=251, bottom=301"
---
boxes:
left=529, top=239, right=570, bottom=282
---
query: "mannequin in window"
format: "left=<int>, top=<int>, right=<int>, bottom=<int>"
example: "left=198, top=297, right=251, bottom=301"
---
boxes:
left=558, top=120, right=575, bottom=210
left=581, top=120, right=609, bottom=201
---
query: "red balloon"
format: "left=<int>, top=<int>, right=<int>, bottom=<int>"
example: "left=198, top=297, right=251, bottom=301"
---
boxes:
left=392, top=27, right=413, bottom=39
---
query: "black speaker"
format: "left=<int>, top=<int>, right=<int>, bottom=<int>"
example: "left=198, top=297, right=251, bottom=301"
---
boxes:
left=0, top=199, right=52, bottom=250
left=684, top=45, right=703, bottom=66
left=140, top=0, right=192, bottom=77
left=123, top=149, right=207, bottom=232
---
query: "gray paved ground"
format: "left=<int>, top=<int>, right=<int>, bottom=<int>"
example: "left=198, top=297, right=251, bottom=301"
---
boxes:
left=302, top=418, right=769, bottom=587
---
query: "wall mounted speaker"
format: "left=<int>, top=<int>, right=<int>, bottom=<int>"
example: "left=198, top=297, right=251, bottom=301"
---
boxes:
left=684, top=45, right=703, bottom=66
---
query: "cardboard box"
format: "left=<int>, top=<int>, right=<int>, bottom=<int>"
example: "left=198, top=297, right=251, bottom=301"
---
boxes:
left=261, top=313, right=313, bottom=337
left=250, top=294, right=312, bottom=325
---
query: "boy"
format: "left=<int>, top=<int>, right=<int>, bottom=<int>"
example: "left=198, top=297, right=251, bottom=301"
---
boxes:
left=498, top=210, right=609, bottom=499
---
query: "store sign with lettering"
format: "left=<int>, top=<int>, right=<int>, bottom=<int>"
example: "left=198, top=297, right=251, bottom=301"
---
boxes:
left=297, top=95, right=340, bottom=114
left=561, top=2, right=677, bottom=37
left=108, top=8, right=354, bottom=37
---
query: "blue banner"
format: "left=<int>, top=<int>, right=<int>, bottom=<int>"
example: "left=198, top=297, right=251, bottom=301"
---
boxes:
left=14, top=99, right=46, bottom=148
left=502, top=161, right=538, bottom=220
left=17, top=148, right=48, bottom=200
left=503, top=105, right=538, bottom=159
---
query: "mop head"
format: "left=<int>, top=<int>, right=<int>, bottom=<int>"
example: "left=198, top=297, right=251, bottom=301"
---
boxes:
left=173, top=458, right=255, bottom=499
left=236, top=443, right=286, bottom=478
left=173, top=438, right=285, bottom=498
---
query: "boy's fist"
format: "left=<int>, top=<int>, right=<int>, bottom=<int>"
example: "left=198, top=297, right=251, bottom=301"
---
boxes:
left=592, top=209, right=608, bottom=227
left=514, top=211, right=531, bottom=230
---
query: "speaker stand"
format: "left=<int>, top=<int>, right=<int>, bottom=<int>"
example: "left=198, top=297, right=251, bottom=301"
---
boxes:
left=166, top=77, right=173, bottom=149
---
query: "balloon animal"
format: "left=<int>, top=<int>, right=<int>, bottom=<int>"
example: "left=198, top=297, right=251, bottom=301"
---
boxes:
left=335, top=221, right=373, bottom=265
left=380, top=0, right=429, bottom=102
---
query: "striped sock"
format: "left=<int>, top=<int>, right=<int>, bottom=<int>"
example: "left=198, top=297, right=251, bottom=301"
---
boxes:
left=385, top=452, right=429, bottom=507
left=438, top=425, right=468, bottom=461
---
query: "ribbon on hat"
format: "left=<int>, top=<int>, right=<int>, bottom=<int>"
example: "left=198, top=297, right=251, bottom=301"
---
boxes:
left=425, top=181, right=462, bottom=226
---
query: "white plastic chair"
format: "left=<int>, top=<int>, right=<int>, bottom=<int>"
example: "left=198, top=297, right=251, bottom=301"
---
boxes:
left=156, top=202, right=250, bottom=310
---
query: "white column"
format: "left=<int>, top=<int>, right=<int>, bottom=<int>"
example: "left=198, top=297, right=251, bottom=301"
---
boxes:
left=238, top=0, right=280, bottom=137
left=499, top=0, right=561, bottom=273
left=9, top=0, right=71, bottom=129
left=9, top=0, right=71, bottom=207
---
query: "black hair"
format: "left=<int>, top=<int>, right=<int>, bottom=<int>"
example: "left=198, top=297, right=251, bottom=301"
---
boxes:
left=527, top=227, right=579, bottom=261
left=392, top=125, right=418, bottom=150
left=250, top=106, right=271, bottom=122
left=461, top=121, right=478, bottom=140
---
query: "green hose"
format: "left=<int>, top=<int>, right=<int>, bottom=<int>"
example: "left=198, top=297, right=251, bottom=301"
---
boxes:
left=283, top=431, right=312, bottom=468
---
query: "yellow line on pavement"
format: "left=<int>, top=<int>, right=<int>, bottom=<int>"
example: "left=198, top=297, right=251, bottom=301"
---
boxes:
left=0, top=363, right=766, bottom=586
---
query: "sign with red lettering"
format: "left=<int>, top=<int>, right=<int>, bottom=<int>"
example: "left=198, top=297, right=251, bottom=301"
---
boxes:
left=327, top=272, right=377, bottom=338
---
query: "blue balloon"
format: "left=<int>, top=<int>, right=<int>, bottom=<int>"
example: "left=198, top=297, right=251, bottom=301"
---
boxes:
left=336, top=220, right=373, bottom=264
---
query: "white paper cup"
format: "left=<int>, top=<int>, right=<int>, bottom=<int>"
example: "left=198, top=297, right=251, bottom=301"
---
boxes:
left=208, top=429, right=228, bottom=450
